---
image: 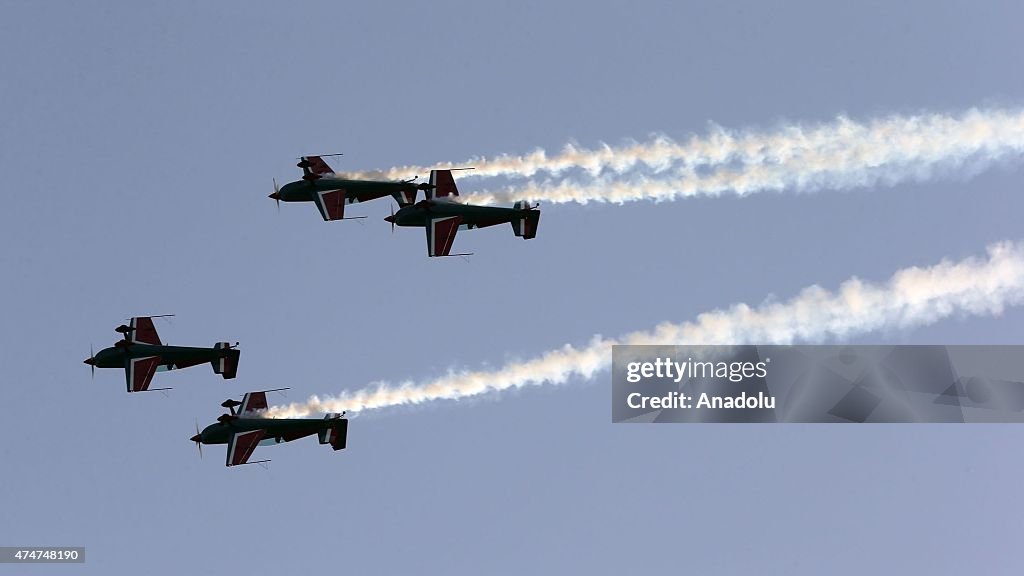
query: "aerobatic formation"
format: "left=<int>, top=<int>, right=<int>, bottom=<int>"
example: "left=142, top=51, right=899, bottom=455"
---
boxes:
left=89, top=154, right=541, bottom=466
left=272, top=156, right=541, bottom=256
left=88, top=106, right=1024, bottom=467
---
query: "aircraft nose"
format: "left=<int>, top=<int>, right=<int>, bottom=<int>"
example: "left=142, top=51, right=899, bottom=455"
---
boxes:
left=383, top=215, right=394, bottom=223
left=268, top=191, right=280, bottom=200
left=83, top=357, right=95, bottom=366
left=190, top=434, right=201, bottom=443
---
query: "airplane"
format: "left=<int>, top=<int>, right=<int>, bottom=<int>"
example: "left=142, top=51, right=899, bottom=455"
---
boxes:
left=190, top=389, right=349, bottom=467
left=269, top=154, right=434, bottom=221
left=84, top=315, right=240, bottom=393
left=384, top=169, right=541, bottom=257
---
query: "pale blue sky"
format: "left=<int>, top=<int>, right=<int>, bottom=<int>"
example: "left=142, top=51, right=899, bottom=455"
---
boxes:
left=2, top=1, right=1024, bottom=573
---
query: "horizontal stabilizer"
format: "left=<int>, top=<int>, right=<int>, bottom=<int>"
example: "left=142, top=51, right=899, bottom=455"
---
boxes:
left=511, top=202, right=540, bottom=239
left=212, top=342, right=240, bottom=379
left=318, top=417, right=349, bottom=451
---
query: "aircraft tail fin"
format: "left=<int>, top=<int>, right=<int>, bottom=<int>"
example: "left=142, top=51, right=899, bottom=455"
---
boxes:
left=212, top=342, right=240, bottom=379
left=510, top=201, right=540, bottom=240
left=427, top=169, right=460, bottom=200
left=319, top=414, right=349, bottom=451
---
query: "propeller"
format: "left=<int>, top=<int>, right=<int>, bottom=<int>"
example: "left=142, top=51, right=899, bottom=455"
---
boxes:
left=84, top=344, right=95, bottom=379
left=270, top=178, right=280, bottom=211
left=389, top=204, right=395, bottom=234
left=191, top=420, right=203, bottom=459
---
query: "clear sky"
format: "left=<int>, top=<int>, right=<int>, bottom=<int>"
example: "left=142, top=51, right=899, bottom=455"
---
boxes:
left=2, top=1, right=1024, bottom=573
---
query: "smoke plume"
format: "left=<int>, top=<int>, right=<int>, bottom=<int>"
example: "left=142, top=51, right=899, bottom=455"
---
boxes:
left=267, top=240, right=1024, bottom=417
left=347, top=108, right=1024, bottom=205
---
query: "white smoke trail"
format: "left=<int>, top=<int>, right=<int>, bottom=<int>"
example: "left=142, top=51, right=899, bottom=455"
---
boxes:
left=457, top=150, right=1004, bottom=205
left=348, top=109, right=1024, bottom=197
left=267, top=241, right=1024, bottom=418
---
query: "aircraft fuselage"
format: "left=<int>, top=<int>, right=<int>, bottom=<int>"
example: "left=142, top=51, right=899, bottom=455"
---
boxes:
left=88, top=344, right=229, bottom=369
left=196, top=417, right=333, bottom=445
left=276, top=177, right=418, bottom=203
left=389, top=200, right=529, bottom=228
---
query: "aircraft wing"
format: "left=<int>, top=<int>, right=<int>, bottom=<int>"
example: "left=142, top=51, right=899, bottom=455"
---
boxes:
left=125, top=356, right=161, bottom=392
left=426, top=216, right=462, bottom=257
left=313, top=189, right=348, bottom=221
left=427, top=170, right=460, bottom=200
left=226, top=429, right=266, bottom=467
left=303, top=155, right=336, bottom=176
left=238, top=391, right=268, bottom=415
left=129, top=317, right=162, bottom=345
